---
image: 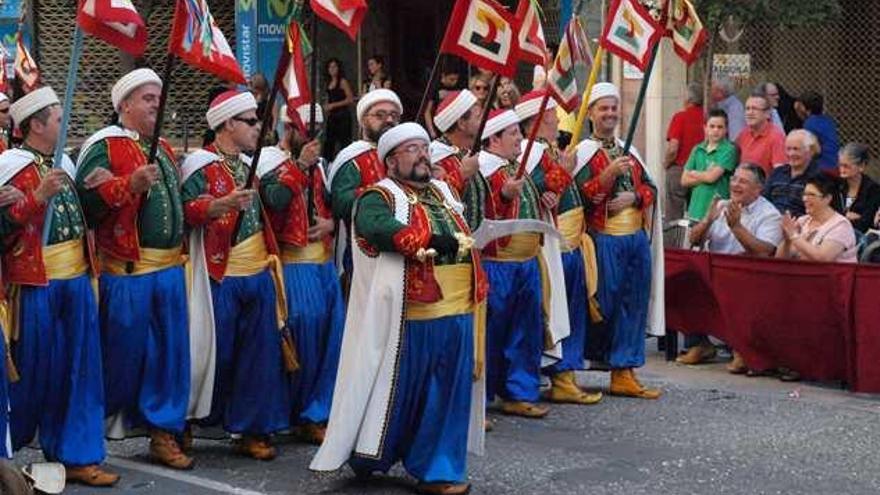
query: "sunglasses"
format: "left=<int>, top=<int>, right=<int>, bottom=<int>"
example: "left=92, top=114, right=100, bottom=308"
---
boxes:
left=233, top=116, right=261, bottom=126
left=473, top=85, right=488, bottom=91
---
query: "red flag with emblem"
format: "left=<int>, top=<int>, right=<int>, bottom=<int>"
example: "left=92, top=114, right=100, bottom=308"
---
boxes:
left=665, top=0, right=707, bottom=65
left=77, top=0, right=148, bottom=56
left=169, top=0, right=246, bottom=84
left=546, top=17, right=591, bottom=112
left=600, top=0, right=664, bottom=72
left=441, top=0, right=520, bottom=78
left=14, top=32, right=40, bottom=93
left=281, top=21, right=311, bottom=135
left=515, top=0, right=549, bottom=66
left=310, top=0, right=367, bottom=41
left=0, top=45, right=9, bottom=95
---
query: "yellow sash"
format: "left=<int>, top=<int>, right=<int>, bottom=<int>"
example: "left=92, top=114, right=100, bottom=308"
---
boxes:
left=406, top=263, right=474, bottom=321
left=578, top=234, right=604, bottom=324
left=102, top=247, right=183, bottom=276
left=226, top=232, right=289, bottom=328
left=472, top=299, right=486, bottom=381
left=44, top=239, right=88, bottom=280
left=485, top=233, right=541, bottom=262
left=557, top=208, right=585, bottom=253
left=281, top=242, right=331, bottom=264
left=601, top=206, right=645, bottom=236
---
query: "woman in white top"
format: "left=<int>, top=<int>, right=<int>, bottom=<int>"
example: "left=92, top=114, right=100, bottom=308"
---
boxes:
left=777, top=174, right=857, bottom=263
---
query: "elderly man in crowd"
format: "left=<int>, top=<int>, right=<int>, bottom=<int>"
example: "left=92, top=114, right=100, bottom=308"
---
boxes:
left=664, top=83, right=706, bottom=221
left=682, top=164, right=783, bottom=369
left=736, top=93, right=786, bottom=177
left=710, top=78, right=745, bottom=141
left=764, top=129, right=822, bottom=217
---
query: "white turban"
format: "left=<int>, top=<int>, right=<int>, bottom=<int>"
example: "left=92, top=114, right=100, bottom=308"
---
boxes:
left=481, top=109, right=520, bottom=140
left=514, top=89, right=557, bottom=122
left=0, top=92, right=9, bottom=104
left=588, top=82, right=620, bottom=107
left=433, top=90, right=478, bottom=134
left=377, top=122, right=429, bottom=163
left=10, top=86, right=60, bottom=125
left=112, top=68, right=162, bottom=111
left=206, top=90, right=258, bottom=129
left=356, top=89, right=402, bottom=124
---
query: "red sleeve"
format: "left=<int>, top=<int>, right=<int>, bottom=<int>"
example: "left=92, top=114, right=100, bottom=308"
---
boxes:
left=580, top=170, right=614, bottom=200
left=184, top=196, right=214, bottom=227
left=437, top=156, right=466, bottom=196
left=6, top=190, right=43, bottom=224
left=667, top=112, right=684, bottom=141
left=391, top=205, right=432, bottom=256
left=95, top=175, right=138, bottom=210
left=278, top=164, right=309, bottom=194
left=635, top=182, right=655, bottom=209
left=488, top=170, right=516, bottom=219
left=770, top=131, right=787, bottom=166
left=542, top=158, right=572, bottom=195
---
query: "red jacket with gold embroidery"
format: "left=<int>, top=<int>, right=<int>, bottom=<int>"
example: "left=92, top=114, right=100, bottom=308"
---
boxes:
left=263, top=158, right=333, bottom=249
left=181, top=149, right=280, bottom=282
left=577, top=146, right=656, bottom=231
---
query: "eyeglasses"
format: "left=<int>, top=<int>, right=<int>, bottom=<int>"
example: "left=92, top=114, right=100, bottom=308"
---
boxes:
left=745, top=106, right=769, bottom=111
left=473, top=85, right=488, bottom=91
left=802, top=192, right=826, bottom=199
left=367, top=111, right=401, bottom=121
left=393, top=143, right=429, bottom=156
left=233, top=117, right=261, bottom=127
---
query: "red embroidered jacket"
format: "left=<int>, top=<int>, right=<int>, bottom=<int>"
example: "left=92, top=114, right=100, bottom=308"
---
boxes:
left=266, top=159, right=333, bottom=249
left=579, top=148, right=656, bottom=231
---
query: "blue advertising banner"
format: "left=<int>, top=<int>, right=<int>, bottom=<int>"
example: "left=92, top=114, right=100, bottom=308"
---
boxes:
left=236, top=0, right=295, bottom=80
left=0, top=0, right=21, bottom=20
left=235, top=0, right=258, bottom=78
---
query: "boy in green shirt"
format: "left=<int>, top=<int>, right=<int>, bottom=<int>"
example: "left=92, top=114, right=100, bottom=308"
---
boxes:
left=681, top=109, right=739, bottom=220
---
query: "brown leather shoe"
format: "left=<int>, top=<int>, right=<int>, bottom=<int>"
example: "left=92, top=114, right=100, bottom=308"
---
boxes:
left=676, top=343, right=717, bottom=365
left=236, top=436, right=277, bottom=461
left=150, top=430, right=194, bottom=470
left=609, top=369, right=662, bottom=399
left=499, top=401, right=549, bottom=418
left=544, top=371, right=603, bottom=405
left=65, top=464, right=120, bottom=487
left=416, top=482, right=471, bottom=495
left=299, top=423, right=326, bottom=445
left=726, top=352, right=748, bottom=374
left=181, top=424, right=193, bottom=453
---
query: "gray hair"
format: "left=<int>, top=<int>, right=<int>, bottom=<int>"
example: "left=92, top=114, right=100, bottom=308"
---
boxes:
left=712, top=77, right=734, bottom=97
left=840, top=142, right=870, bottom=165
left=686, top=83, right=703, bottom=106
left=787, top=129, right=819, bottom=156
left=738, top=163, right=766, bottom=186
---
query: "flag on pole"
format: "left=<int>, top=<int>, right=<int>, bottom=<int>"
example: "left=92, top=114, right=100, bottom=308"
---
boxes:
left=665, top=0, right=707, bottom=65
left=0, top=45, right=9, bottom=95
left=515, top=0, right=549, bottom=66
left=441, top=0, right=520, bottom=78
left=546, top=17, right=591, bottom=112
left=169, top=0, right=246, bottom=84
left=14, top=32, right=40, bottom=93
left=77, top=0, right=148, bottom=56
left=599, top=0, right=663, bottom=72
left=310, top=0, right=367, bottom=41
left=281, top=21, right=312, bottom=134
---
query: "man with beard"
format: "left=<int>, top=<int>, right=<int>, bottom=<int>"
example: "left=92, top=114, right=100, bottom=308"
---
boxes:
left=327, top=89, right=402, bottom=282
left=515, top=90, right=603, bottom=406
left=429, top=90, right=481, bottom=196
left=0, top=87, right=117, bottom=485
left=257, top=104, right=345, bottom=445
left=573, top=83, right=660, bottom=399
left=312, top=122, right=486, bottom=495
left=180, top=90, right=292, bottom=460
left=76, top=68, right=193, bottom=469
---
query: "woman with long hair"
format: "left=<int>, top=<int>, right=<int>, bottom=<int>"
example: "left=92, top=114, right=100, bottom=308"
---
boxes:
left=362, top=55, right=392, bottom=94
left=323, top=58, right=355, bottom=160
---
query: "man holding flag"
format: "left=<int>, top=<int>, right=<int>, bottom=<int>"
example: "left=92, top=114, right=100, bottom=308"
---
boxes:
left=429, top=89, right=482, bottom=196
left=75, top=69, right=193, bottom=469
left=0, top=87, right=118, bottom=486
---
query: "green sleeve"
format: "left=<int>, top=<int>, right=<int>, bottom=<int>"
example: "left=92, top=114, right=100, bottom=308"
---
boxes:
left=530, top=165, right=548, bottom=195
left=717, top=142, right=739, bottom=172
left=180, top=169, right=208, bottom=204
left=683, top=147, right=698, bottom=172
left=74, top=140, right=111, bottom=226
left=260, top=169, right=294, bottom=212
left=330, top=161, right=362, bottom=222
left=354, top=190, right=406, bottom=252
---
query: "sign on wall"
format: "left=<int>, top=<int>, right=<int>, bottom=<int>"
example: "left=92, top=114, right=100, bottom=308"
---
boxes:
left=712, top=53, right=751, bottom=87
left=236, top=0, right=296, bottom=80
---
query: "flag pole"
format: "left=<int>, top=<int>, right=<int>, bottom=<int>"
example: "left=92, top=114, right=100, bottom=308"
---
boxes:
left=622, top=41, right=660, bottom=154
left=147, top=53, right=177, bottom=164
left=41, top=25, right=84, bottom=245
left=416, top=1, right=457, bottom=128
left=515, top=92, right=550, bottom=179
left=470, top=75, right=500, bottom=153
left=308, top=9, right=319, bottom=138
left=565, top=45, right=604, bottom=152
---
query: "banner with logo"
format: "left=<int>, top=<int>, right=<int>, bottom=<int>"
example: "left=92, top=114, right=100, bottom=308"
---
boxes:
left=236, top=0, right=295, bottom=81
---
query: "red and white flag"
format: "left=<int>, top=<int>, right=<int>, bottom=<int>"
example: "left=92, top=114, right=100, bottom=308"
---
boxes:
left=281, top=22, right=312, bottom=134
left=310, top=0, right=367, bottom=42
left=169, top=0, right=246, bottom=84
left=0, top=45, right=9, bottom=96
left=441, top=0, right=520, bottom=77
left=515, top=0, right=549, bottom=66
left=546, top=17, right=591, bottom=112
left=665, top=0, right=707, bottom=65
left=14, top=32, right=40, bottom=93
left=77, top=0, right=148, bottom=56
left=600, top=0, right=663, bottom=72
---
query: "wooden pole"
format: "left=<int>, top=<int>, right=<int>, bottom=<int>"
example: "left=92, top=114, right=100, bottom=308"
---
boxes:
left=515, top=92, right=551, bottom=179
left=565, top=45, right=604, bottom=152
left=308, top=13, right=319, bottom=138
left=147, top=53, right=177, bottom=164
left=471, top=75, right=500, bottom=153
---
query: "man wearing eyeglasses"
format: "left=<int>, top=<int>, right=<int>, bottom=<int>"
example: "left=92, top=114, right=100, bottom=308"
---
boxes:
left=179, top=90, right=295, bottom=461
left=76, top=68, right=192, bottom=470
left=736, top=94, right=787, bottom=177
left=313, top=122, right=484, bottom=495
left=327, top=88, right=402, bottom=286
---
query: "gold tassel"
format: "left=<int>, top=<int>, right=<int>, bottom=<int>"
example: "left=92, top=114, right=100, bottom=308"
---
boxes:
left=6, top=349, right=19, bottom=383
left=281, top=330, right=300, bottom=373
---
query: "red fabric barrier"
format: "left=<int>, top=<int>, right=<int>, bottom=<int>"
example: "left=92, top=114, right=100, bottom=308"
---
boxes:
left=665, top=249, right=880, bottom=393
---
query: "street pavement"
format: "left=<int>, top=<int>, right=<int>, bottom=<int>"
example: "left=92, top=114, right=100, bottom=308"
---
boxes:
left=16, top=350, right=880, bottom=495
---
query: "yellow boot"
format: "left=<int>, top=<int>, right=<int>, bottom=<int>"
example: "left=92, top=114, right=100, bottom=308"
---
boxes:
left=545, top=371, right=603, bottom=405
left=609, top=369, right=662, bottom=399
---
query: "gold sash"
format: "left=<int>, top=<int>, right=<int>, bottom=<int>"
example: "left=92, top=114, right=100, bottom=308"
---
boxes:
left=578, top=234, right=604, bottom=324
left=281, top=242, right=331, bottom=264
left=485, top=233, right=541, bottom=262
left=102, top=247, right=184, bottom=276
left=557, top=208, right=585, bottom=252
left=44, top=239, right=88, bottom=280
left=602, top=206, right=644, bottom=236
left=226, top=232, right=289, bottom=328
left=406, top=263, right=474, bottom=321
